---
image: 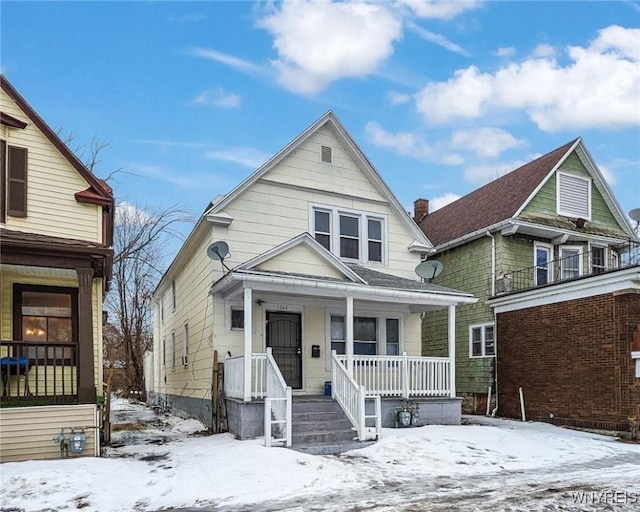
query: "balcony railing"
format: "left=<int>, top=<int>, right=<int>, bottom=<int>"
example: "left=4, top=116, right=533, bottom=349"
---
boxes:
left=1, top=340, right=78, bottom=406
left=493, top=240, right=640, bottom=295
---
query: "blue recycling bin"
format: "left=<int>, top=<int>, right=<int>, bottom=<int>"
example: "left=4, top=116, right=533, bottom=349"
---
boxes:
left=324, top=381, right=331, bottom=396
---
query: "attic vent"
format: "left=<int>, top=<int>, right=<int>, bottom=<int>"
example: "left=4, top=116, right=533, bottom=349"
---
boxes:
left=321, top=145, right=332, bottom=164
left=557, top=172, right=590, bottom=219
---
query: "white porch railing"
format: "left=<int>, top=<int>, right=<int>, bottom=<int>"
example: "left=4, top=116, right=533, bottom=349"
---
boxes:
left=224, top=353, right=268, bottom=399
left=336, top=353, right=451, bottom=398
left=264, top=348, right=292, bottom=447
left=331, top=351, right=381, bottom=442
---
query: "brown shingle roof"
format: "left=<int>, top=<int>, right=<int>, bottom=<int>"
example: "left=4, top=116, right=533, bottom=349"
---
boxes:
left=418, top=139, right=578, bottom=247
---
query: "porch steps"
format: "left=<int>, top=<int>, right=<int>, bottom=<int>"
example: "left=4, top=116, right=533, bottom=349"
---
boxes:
left=289, top=396, right=374, bottom=455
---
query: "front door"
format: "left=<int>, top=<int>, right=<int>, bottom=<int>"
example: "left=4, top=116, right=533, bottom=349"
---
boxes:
left=266, top=312, right=302, bottom=389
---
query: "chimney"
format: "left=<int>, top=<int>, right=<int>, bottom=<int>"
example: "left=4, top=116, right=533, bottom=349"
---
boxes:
left=413, top=198, right=429, bottom=223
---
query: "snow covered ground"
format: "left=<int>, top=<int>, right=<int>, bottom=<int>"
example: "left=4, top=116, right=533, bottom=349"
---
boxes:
left=1, top=398, right=638, bottom=511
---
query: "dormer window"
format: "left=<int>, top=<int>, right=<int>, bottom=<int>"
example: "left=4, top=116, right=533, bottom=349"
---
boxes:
left=557, top=172, right=591, bottom=220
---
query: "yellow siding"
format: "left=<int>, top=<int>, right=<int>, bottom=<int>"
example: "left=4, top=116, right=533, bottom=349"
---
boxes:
left=256, top=244, right=346, bottom=279
left=0, top=404, right=98, bottom=462
left=0, top=91, right=101, bottom=242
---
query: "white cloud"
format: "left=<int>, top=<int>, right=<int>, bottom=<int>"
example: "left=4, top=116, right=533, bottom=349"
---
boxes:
left=257, top=0, right=402, bottom=94
left=187, top=48, right=262, bottom=74
left=531, top=43, right=556, bottom=58
left=463, top=157, right=534, bottom=183
left=451, top=127, right=526, bottom=158
left=415, top=25, right=640, bottom=131
left=406, top=21, right=471, bottom=57
left=430, top=193, right=461, bottom=211
left=205, top=147, right=271, bottom=168
left=496, top=46, right=516, bottom=58
left=193, top=88, right=241, bottom=108
left=126, top=163, right=196, bottom=188
left=400, top=0, right=483, bottom=20
left=597, top=164, right=617, bottom=185
left=364, top=121, right=463, bottom=165
left=388, top=91, right=411, bottom=105
left=115, top=201, right=153, bottom=225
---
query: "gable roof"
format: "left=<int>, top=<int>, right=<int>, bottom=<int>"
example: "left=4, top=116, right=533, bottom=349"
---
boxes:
left=237, top=232, right=367, bottom=284
left=417, top=137, right=639, bottom=249
left=0, top=75, right=113, bottom=207
left=206, top=110, right=433, bottom=253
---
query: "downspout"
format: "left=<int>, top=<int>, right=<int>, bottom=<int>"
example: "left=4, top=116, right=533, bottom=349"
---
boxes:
left=486, top=231, right=499, bottom=417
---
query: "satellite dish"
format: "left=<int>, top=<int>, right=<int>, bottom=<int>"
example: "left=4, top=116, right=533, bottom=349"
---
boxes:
left=629, top=208, right=640, bottom=224
left=207, top=241, right=231, bottom=272
left=207, top=241, right=229, bottom=261
left=416, top=260, right=444, bottom=282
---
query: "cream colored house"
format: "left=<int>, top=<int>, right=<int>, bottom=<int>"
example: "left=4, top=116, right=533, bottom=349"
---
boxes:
left=0, top=76, right=114, bottom=462
left=148, top=112, right=475, bottom=449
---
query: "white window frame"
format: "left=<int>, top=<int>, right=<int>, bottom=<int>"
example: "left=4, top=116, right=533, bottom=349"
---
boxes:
left=533, top=242, right=554, bottom=286
left=313, top=208, right=332, bottom=252
left=589, top=243, right=607, bottom=274
left=225, top=301, right=246, bottom=332
left=559, top=245, right=583, bottom=280
left=324, top=309, right=403, bottom=370
left=183, top=323, right=189, bottom=361
left=171, top=280, right=177, bottom=311
left=171, top=331, right=176, bottom=369
left=309, top=203, right=388, bottom=265
left=556, top=171, right=592, bottom=220
left=469, top=322, right=495, bottom=358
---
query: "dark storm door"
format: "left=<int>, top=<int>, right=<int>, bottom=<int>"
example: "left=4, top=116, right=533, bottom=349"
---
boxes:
left=266, top=312, right=302, bottom=389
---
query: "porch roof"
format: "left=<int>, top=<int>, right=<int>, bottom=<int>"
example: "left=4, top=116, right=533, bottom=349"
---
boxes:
left=210, top=266, right=476, bottom=309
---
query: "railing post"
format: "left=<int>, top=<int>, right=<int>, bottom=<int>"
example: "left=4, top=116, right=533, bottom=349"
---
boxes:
left=358, top=385, right=366, bottom=441
left=264, top=397, right=271, bottom=447
left=346, top=296, right=354, bottom=374
left=331, top=350, right=337, bottom=399
left=448, top=305, right=456, bottom=398
left=402, top=352, right=409, bottom=398
left=243, top=287, right=253, bottom=402
left=285, top=387, right=292, bottom=447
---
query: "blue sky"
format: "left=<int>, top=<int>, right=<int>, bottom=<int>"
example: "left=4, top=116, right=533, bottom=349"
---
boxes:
left=2, top=1, right=639, bottom=240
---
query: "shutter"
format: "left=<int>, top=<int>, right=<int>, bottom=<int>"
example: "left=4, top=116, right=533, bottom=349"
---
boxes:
left=321, top=145, right=332, bottom=164
left=558, top=173, right=589, bottom=218
left=8, top=146, right=27, bottom=217
left=0, top=140, right=6, bottom=223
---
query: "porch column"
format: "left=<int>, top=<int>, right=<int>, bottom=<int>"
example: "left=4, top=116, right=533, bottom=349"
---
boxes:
left=77, top=268, right=96, bottom=403
left=448, top=304, right=456, bottom=398
left=346, top=296, right=354, bottom=373
left=243, top=287, right=252, bottom=402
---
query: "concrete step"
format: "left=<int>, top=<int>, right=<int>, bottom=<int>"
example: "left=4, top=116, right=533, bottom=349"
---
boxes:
left=290, top=440, right=375, bottom=456
left=291, top=410, right=348, bottom=422
left=292, top=418, right=353, bottom=433
left=292, top=428, right=357, bottom=445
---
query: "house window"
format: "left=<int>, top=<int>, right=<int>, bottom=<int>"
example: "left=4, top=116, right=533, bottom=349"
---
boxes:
left=560, top=246, right=582, bottom=280
left=171, top=280, right=176, bottom=310
left=171, top=332, right=176, bottom=368
left=611, top=250, right=619, bottom=269
left=534, top=243, right=552, bottom=285
left=591, top=246, right=606, bottom=274
left=340, top=214, right=359, bottom=259
left=230, top=308, right=244, bottom=330
left=310, top=205, right=386, bottom=264
left=470, top=323, right=495, bottom=358
left=314, top=210, right=331, bottom=251
left=160, top=298, right=164, bottom=323
left=15, top=285, right=78, bottom=361
left=557, top=172, right=591, bottom=219
left=354, top=317, right=377, bottom=355
left=330, top=315, right=345, bottom=355
left=386, top=318, right=399, bottom=355
left=162, top=337, right=166, bottom=367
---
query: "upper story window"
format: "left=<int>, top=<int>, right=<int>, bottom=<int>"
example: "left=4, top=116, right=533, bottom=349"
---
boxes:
left=591, top=246, right=606, bottom=274
left=311, top=205, right=386, bottom=264
left=470, top=323, right=495, bottom=358
left=534, top=243, right=553, bottom=286
left=171, top=280, right=176, bottom=311
left=557, top=172, right=591, bottom=220
left=559, top=245, right=582, bottom=280
left=1, top=140, right=28, bottom=220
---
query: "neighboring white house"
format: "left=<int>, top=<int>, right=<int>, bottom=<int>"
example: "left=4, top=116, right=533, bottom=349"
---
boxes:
left=147, top=112, right=476, bottom=449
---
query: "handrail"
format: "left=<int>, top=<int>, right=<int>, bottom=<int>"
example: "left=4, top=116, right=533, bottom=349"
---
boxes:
left=331, top=350, right=380, bottom=441
left=264, top=348, right=292, bottom=447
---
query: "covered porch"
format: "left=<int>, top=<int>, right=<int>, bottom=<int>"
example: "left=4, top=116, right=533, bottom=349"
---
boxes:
left=214, top=260, right=476, bottom=447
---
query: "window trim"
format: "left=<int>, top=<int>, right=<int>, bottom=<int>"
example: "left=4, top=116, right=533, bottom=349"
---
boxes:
left=7, top=145, right=28, bottom=218
left=325, top=309, right=403, bottom=370
left=589, top=243, right=607, bottom=274
left=559, top=244, right=583, bottom=280
left=556, top=171, right=592, bottom=220
left=469, top=322, right=495, bottom=358
left=533, top=242, right=554, bottom=286
left=183, top=322, right=189, bottom=360
left=171, top=280, right=177, bottom=311
left=309, top=203, right=388, bottom=265
left=1, top=139, right=6, bottom=224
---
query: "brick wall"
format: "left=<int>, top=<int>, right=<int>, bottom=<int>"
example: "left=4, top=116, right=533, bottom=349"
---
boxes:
left=497, top=291, right=640, bottom=431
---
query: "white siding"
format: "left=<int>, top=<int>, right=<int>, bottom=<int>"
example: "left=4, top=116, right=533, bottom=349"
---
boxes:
left=0, top=91, right=101, bottom=242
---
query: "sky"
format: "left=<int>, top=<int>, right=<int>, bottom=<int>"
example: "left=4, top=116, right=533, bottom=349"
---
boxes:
left=1, top=397, right=639, bottom=511
left=2, top=0, right=639, bottom=245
